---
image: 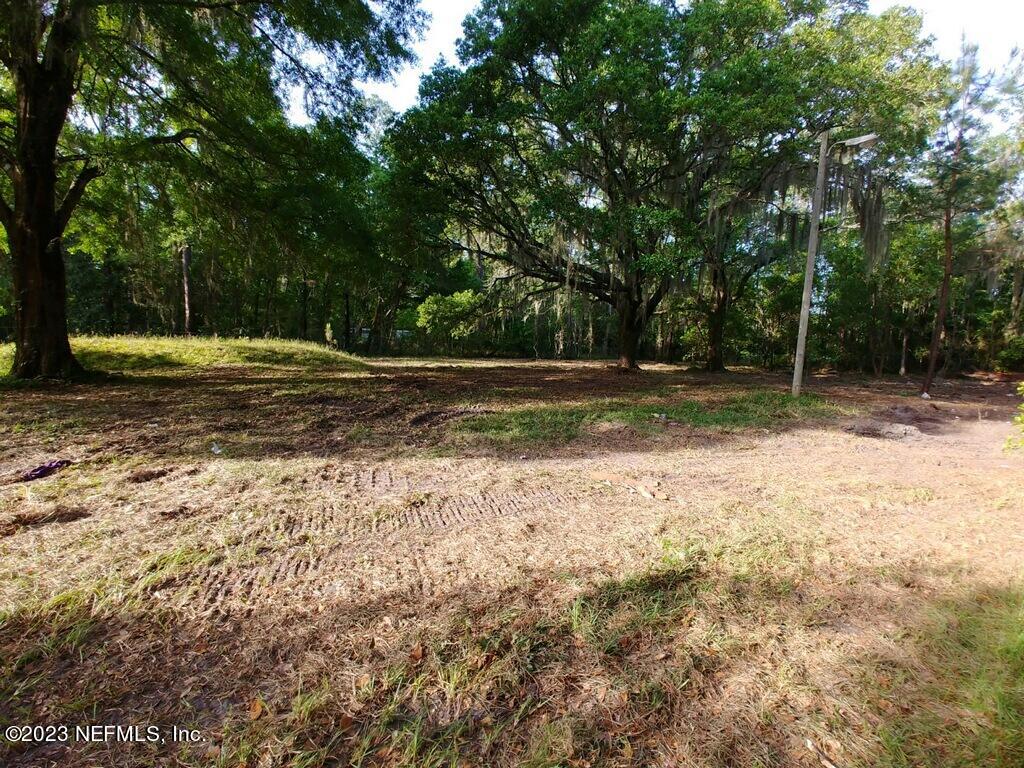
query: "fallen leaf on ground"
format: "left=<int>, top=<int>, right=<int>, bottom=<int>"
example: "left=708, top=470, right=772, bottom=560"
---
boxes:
left=247, top=698, right=264, bottom=720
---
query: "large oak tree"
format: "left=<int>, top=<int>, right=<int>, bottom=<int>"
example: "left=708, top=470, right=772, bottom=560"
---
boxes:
left=390, top=0, right=934, bottom=368
left=0, top=0, right=419, bottom=377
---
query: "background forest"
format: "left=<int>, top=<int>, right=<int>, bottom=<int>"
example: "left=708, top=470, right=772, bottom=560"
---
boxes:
left=2, top=0, right=1023, bottom=378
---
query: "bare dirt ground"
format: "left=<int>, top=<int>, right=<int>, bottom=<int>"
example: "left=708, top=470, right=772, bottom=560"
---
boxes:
left=1, top=350, right=1022, bottom=768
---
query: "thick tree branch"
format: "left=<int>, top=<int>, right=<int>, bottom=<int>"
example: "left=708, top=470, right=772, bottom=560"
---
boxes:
left=56, top=164, right=103, bottom=233
left=128, top=129, right=202, bottom=155
left=644, top=278, right=672, bottom=318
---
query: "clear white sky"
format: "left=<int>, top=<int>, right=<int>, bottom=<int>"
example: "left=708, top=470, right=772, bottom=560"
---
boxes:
left=355, top=0, right=1023, bottom=114
left=359, top=0, right=479, bottom=111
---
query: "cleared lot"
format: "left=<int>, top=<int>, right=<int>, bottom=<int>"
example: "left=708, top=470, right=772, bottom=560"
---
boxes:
left=1, top=338, right=1022, bottom=767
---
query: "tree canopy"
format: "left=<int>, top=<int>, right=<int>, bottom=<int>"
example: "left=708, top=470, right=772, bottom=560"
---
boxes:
left=386, top=0, right=938, bottom=368
left=0, top=0, right=421, bottom=375
left=1, top=0, right=1023, bottom=385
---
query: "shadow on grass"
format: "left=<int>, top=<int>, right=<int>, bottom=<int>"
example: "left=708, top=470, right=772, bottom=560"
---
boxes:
left=0, top=539, right=758, bottom=767
left=0, top=336, right=366, bottom=384
left=0, top=364, right=844, bottom=467
left=7, top=522, right=1020, bottom=768
left=0, top=340, right=1016, bottom=470
left=869, top=586, right=1024, bottom=768
left=0, top=548, right=422, bottom=767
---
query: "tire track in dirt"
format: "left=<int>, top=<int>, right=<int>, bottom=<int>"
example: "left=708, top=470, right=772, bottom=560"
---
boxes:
left=315, top=464, right=416, bottom=496
left=187, top=481, right=595, bottom=616
left=385, top=487, right=582, bottom=531
left=195, top=547, right=334, bottom=617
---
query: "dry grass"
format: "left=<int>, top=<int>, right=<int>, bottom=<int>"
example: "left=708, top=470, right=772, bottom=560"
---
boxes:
left=1, top=336, right=1022, bottom=767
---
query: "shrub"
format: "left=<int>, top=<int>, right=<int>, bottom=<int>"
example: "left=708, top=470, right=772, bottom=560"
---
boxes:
left=996, top=336, right=1024, bottom=372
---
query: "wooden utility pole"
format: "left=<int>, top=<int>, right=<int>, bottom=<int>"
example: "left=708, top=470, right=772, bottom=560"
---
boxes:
left=792, top=131, right=829, bottom=397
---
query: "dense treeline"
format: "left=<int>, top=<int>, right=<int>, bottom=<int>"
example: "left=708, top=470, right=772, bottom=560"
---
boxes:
left=2, top=0, right=1023, bottom=379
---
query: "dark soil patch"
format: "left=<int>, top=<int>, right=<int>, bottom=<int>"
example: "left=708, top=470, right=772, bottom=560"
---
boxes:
left=127, top=467, right=172, bottom=483
left=0, top=505, right=91, bottom=537
left=845, top=420, right=923, bottom=440
left=882, top=403, right=944, bottom=428
left=409, top=407, right=494, bottom=428
left=158, top=504, right=203, bottom=520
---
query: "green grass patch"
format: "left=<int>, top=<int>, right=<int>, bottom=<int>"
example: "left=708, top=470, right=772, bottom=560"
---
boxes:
left=0, top=335, right=365, bottom=378
left=876, top=586, right=1024, bottom=767
left=341, top=542, right=738, bottom=767
left=460, top=390, right=840, bottom=443
left=0, top=586, right=106, bottom=691
left=569, top=547, right=704, bottom=654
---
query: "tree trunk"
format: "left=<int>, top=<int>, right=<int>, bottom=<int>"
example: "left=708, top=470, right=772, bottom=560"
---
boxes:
left=370, top=298, right=386, bottom=353
left=4, top=3, right=92, bottom=378
left=262, top=281, right=273, bottom=337
left=922, top=112, right=966, bottom=395
left=885, top=322, right=894, bottom=375
left=6, top=127, right=79, bottom=377
left=706, top=262, right=728, bottom=372
left=922, top=202, right=956, bottom=394
left=7, top=119, right=85, bottom=378
left=1011, top=264, right=1023, bottom=336
left=872, top=307, right=890, bottom=377
left=103, top=254, right=116, bottom=333
left=706, top=310, right=726, bottom=371
left=181, top=244, right=193, bottom=335
left=299, top=272, right=309, bottom=340
left=320, top=271, right=333, bottom=344
left=251, top=279, right=262, bottom=335
left=946, top=302, right=959, bottom=375
left=587, top=304, right=594, bottom=359
left=10, top=234, right=80, bottom=378
left=868, top=290, right=882, bottom=375
left=343, top=290, right=352, bottom=350
left=616, top=295, right=643, bottom=369
left=602, top=303, right=612, bottom=357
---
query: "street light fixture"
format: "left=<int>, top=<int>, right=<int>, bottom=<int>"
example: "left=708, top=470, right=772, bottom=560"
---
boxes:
left=790, top=131, right=879, bottom=397
left=840, top=133, right=880, bottom=149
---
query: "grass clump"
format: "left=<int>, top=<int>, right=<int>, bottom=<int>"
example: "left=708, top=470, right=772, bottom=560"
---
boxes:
left=461, top=404, right=589, bottom=442
left=460, top=389, right=839, bottom=444
left=347, top=610, right=554, bottom=767
left=213, top=679, right=349, bottom=768
left=569, top=547, right=704, bottom=654
left=876, top=586, right=1024, bottom=767
left=0, top=586, right=106, bottom=690
left=1009, top=383, right=1024, bottom=450
left=0, top=544, right=217, bottom=720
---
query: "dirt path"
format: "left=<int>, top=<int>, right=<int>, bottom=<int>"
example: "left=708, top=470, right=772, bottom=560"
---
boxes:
left=1, top=362, right=1021, bottom=767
